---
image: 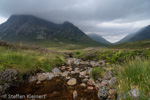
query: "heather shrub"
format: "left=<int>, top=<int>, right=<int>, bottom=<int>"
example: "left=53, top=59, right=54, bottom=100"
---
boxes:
left=0, top=69, right=22, bottom=89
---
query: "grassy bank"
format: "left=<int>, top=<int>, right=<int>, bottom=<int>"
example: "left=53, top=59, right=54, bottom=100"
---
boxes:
left=0, top=46, right=65, bottom=74
left=117, top=57, right=150, bottom=99
left=74, top=49, right=150, bottom=64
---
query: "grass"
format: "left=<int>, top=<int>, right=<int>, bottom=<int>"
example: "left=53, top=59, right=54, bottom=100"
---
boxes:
left=74, top=48, right=150, bottom=64
left=0, top=46, right=65, bottom=74
left=117, top=57, right=150, bottom=99
left=111, top=39, right=150, bottom=49
left=90, top=67, right=105, bottom=80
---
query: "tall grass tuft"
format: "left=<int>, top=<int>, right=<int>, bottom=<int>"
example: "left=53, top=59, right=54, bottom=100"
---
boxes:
left=118, top=57, right=150, bottom=99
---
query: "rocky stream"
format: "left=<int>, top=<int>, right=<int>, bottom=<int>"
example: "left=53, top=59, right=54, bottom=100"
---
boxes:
left=1, top=58, right=118, bottom=100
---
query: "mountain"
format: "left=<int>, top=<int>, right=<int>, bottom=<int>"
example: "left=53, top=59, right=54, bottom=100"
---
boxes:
left=0, top=15, right=103, bottom=47
left=112, top=39, right=150, bottom=49
left=87, top=33, right=111, bottom=44
left=116, top=25, right=150, bottom=44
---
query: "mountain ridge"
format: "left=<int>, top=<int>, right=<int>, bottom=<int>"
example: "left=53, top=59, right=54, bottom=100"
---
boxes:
left=116, top=25, right=150, bottom=44
left=87, top=33, right=111, bottom=45
left=0, top=15, right=104, bottom=46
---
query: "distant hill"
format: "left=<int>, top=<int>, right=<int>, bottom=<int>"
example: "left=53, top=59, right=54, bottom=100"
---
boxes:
left=0, top=15, right=103, bottom=47
left=111, top=39, right=150, bottom=49
left=116, top=25, right=150, bottom=44
left=87, top=33, right=111, bottom=44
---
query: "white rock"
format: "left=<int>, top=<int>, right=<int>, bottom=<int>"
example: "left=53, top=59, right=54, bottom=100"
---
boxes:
left=67, top=78, right=77, bottom=86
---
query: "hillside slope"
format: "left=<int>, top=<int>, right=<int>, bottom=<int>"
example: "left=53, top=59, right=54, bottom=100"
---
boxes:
left=87, top=33, right=111, bottom=45
left=116, top=25, right=150, bottom=44
left=0, top=15, right=103, bottom=47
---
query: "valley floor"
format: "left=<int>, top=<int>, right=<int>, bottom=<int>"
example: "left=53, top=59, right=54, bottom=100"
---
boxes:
left=0, top=41, right=150, bottom=100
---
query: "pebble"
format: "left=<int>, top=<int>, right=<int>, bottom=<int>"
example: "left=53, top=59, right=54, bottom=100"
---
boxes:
left=67, top=78, right=77, bottom=86
left=101, top=80, right=108, bottom=87
left=73, top=90, right=78, bottom=100
left=87, top=87, right=94, bottom=92
left=80, top=83, right=86, bottom=88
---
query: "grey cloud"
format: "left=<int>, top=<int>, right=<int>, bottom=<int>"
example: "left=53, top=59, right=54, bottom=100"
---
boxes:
left=0, top=0, right=150, bottom=42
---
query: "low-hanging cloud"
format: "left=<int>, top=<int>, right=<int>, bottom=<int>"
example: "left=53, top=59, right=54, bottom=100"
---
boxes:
left=0, top=0, right=150, bottom=43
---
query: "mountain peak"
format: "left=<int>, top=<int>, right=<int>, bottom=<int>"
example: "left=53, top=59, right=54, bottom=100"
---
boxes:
left=8, top=14, right=36, bottom=20
left=63, top=21, right=74, bottom=26
left=0, top=14, right=102, bottom=46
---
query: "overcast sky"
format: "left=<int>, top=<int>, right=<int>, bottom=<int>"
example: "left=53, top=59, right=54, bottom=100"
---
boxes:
left=0, top=0, right=150, bottom=43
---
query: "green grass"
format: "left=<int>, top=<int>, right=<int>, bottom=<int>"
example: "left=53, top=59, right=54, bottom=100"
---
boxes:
left=90, top=67, right=105, bottom=80
left=117, top=57, right=150, bottom=99
left=0, top=46, right=65, bottom=74
left=74, top=49, right=150, bottom=64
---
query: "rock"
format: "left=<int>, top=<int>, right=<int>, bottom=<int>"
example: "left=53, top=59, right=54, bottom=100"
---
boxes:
left=73, top=90, right=78, bottom=100
left=108, top=77, right=117, bottom=86
left=71, top=71, right=76, bottom=75
left=67, top=78, right=77, bottom=86
left=36, top=81, right=41, bottom=84
left=28, top=76, right=37, bottom=83
left=68, top=67, right=72, bottom=71
left=74, top=68, right=79, bottom=71
left=103, top=70, right=112, bottom=80
left=79, top=75, right=85, bottom=79
left=90, top=61, right=100, bottom=67
left=101, top=80, right=108, bottom=87
left=37, top=74, right=48, bottom=82
left=82, top=78, right=88, bottom=83
left=97, top=78, right=103, bottom=83
left=65, top=77, right=71, bottom=80
left=61, top=71, right=69, bottom=77
left=74, top=68, right=80, bottom=73
left=87, top=87, right=94, bottom=92
left=117, top=89, right=146, bottom=100
left=108, top=89, right=117, bottom=99
left=80, top=83, right=86, bottom=88
left=99, top=61, right=106, bottom=67
left=60, top=66, right=66, bottom=71
left=97, top=86, right=108, bottom=99
left=52, top=67, right=61, bottom=76
left=52, top=91, right=61, bottom=97
left=128, top=89, right=140, bottom=99
left=74, top=59, right=81, bottom=65
left=85, top=76, right=89, bottom=79
left=80, top=71, right=87, bottom=76
left=87, top=79, right=95, bottom=86
left=87, top=68, right=93, bottom=75
left=95, top=83, right=101, bottom=90
left=47, top=73, right=54, bottom=80
left=0, top=85, right=4, bottom=93
left=75, top=70, right=80, bottom=74
left=67, top=58, right=74, bottom=65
